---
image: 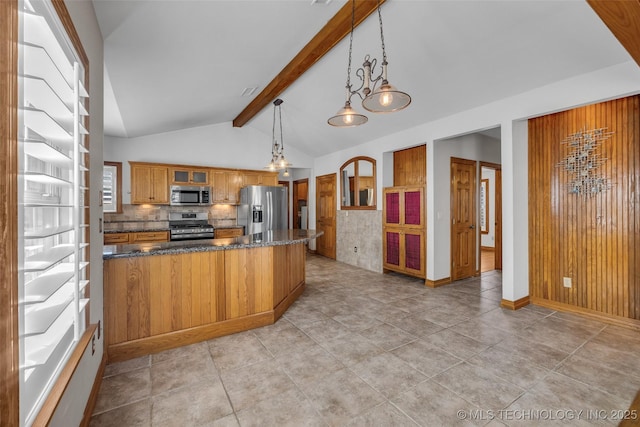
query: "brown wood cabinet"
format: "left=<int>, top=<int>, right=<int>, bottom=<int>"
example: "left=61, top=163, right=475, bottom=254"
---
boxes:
left=211, top=170, right=242, bottom=203
left=130, top=162, right=169, bottom=204
left=382, top=186, right=426, bottom=279
left=170, top=167, right=209, bottom=185
left=214, top=228, right=243, bottom=239
left=104, top=231, right=169, bottom=245
left=242, top=171, right=278, bottom=187
left=104, top=243, right=307, bottom=362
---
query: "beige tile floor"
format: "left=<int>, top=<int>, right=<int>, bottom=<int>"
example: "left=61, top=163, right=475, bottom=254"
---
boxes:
left=90, top=255, right=640, bottom=426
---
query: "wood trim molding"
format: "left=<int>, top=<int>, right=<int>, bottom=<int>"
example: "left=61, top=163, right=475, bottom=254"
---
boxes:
left=274, top=282, right=306, bottom=320
left=500, top=296, right=530, bottom=310
left=530, top=296, right=640, bottom=330
left=232, top=0, right=385, bottom=127
left=107, top=312, right=274, bottom=363
left=587, top=0, right=640, bottom=67
left=480, top=246, right=495, bottom=251
left=33, top=324, right=99, bottom=426
left=0, top=0, right=19, bottom=424
left=80, top=354, right=107, bottom=427
left=425, top=277, right=451, bottom=288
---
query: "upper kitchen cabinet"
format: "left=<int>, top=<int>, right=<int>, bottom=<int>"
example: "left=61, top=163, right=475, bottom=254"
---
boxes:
left=170, top=167, right=209, bottom=185
left=242, top=171, right=278, bottom=187
left=130, top=162, right=169, bottom=204
left=212, top=170, right=242, bottom=204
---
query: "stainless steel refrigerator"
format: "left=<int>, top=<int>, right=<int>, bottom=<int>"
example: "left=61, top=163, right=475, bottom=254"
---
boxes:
left=237, top=185, right=288, bottom=235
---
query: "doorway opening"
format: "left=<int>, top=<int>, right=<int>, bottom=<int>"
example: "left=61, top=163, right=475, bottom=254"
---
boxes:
left=479, top=162, right=502, bottom=273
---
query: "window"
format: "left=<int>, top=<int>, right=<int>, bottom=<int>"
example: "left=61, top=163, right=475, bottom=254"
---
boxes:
left=340, top=156, right=377, bottom=210
left=103, top=162, right=122, bottom=213
left=18, top=0, right=90, bottom=424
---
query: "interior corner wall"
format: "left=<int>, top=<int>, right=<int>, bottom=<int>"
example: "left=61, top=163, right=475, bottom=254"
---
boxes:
left=431, top=134, right=501, bottom=280
left=528, top=95, right=640, bottom=321
left=49, top=0, right=104, bottom=425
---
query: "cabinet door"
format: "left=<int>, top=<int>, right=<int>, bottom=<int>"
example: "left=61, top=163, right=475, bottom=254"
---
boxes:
left=131, top=165, right=153, bottom=204
left=211, top=170, right=228, bottom=202
left=402, top=187, right=424, bottom=229
left=383, top=230, right=402, bottom=269
left=191, top=170, right=208, bottom=184
left=104, top=233, right=130, bottom=244
left=129, top=231, right=169, bottom=243
left=242, top=171, right=261, bottom=186
left=172, top=169, right=190, bottom=184
left=383, top=189, right=401, bottom=227
left=261, top=173, right=278, bottom=186
left=403, top=230, right=425, bottom=277
left=226, top=172, right=242, bottom=203
left=151, top=167, right=169, bottom=203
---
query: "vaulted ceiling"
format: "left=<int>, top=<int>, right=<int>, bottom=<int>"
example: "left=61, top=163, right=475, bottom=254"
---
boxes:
left=94, top=0, right=635, bottom=157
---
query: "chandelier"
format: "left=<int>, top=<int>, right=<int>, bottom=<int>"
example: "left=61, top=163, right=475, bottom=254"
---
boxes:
left=328, top=0, right=411, bottom=127
left=266, top=98, right=291, bottom=176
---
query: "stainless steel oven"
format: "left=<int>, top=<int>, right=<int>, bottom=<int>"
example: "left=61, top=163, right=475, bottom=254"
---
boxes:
left=170, top=185, right=211, bottom=206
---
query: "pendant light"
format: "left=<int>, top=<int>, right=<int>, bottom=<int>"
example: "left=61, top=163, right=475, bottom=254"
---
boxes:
left=266, top=98, right=292, bottom=171
left=328, top=0, right=411, bottom=127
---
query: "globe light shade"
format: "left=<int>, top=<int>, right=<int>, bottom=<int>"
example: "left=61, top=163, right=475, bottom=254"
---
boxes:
left=327, top=103, right=368, bottom=127
left=362, top=83, right=411, bottom=113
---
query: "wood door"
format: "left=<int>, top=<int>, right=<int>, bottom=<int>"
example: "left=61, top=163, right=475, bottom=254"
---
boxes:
left=495, top=168, right=502, bottom=270
left=316, top=173, right=336, bottom=259
left=151, top=166, right=169, bottom=203
left=451, top=158, right=477, bottom=280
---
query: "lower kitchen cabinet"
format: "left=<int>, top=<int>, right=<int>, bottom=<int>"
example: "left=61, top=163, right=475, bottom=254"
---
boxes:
left=383, top=229, right=425, bottom=278
left=104, top=231, right=169, bottom=245
left=214, top=228, right=243, bottom=239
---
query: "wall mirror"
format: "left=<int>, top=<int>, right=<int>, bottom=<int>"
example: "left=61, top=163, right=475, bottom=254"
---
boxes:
left=340, top=156, right=376, bottom=210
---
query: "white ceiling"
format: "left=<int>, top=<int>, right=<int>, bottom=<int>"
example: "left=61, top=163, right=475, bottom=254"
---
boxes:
left=93, top=0, right=633, bottom=157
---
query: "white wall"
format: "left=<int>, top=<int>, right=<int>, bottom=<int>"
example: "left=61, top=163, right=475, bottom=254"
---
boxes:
left=50, top=1, right=104, bottom=426
left=312, top=60, right=640, bottom=301
left=432, top=134, right=501, bottom=279
left=481, top=167, right=496, bottom=248
left=104, top=122, right=314, bottom=204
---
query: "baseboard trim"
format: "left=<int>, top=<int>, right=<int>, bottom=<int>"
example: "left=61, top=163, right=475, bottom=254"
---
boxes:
left=501, top=296, right=530, bottom=310
left=80, top=353, right=107, bottom=426
left=530, top=297, right=640, bottom=330
left=274, top=282, right=305, bottom=320
left=107, top=311, right=274, bottom=363
left=425, top=277, right=451, bottom=288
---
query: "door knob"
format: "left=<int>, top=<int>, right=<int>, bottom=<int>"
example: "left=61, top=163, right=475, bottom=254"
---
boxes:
left=470, top=225, right=475, bottom=229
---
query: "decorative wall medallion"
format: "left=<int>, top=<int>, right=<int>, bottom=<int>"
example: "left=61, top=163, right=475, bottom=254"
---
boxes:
left=556, top=126, right=613, bottom=197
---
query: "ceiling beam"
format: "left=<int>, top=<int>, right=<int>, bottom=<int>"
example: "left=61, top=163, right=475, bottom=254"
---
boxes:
left=587, top=0, right=640, bottom=67
left=233, top=0, right=385, bottom=128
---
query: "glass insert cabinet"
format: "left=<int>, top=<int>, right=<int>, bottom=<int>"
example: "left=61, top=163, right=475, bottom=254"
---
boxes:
left=382, top=186, right=425, bottom=278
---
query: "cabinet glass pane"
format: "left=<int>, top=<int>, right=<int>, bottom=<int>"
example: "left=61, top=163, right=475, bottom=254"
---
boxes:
left=385, top=193, right=400, bottom=224
left=404, top=191, right=421, bottom=225
left=405, top=233, right=421, bottom=270
left=173, top=170, right=188, bottom=182
left=386, top=231, right=400, bottom=266
left=192, top=171, right=206, bottom=183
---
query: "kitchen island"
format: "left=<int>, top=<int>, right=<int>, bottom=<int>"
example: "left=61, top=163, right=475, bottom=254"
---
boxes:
left=103, top=230, right=322, bottom=362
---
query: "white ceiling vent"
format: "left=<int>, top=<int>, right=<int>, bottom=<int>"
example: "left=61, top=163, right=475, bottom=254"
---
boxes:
left=240, top=86, right=258, bottom=97
left=311, top=0, right=333, bottom=5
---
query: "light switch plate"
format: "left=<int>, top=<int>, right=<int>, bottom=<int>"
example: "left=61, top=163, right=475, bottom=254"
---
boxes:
left=563, top=277, right=572, bottom=288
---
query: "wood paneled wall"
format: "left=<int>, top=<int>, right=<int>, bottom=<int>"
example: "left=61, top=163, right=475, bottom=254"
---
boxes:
left=394, top=145, right=426, bottom=186
left=529, top=95, right=640, bottom=322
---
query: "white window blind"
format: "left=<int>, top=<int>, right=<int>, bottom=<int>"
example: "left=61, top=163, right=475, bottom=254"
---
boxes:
left=103, top=164, right=117, bottom=213
left=18, top=0, right=90, bottom=425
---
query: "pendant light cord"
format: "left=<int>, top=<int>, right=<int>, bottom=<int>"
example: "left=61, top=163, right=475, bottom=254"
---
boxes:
left=377, top=0, right=387, bottom=63
left=346, top=0, right=356, bottom=92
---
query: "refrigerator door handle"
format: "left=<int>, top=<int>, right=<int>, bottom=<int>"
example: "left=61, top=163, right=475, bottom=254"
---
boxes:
left=267, top=191, right=273, bottom=230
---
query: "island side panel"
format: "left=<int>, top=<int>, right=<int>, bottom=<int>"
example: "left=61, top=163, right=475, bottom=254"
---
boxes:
left=224, top=246, right=274, bottom=319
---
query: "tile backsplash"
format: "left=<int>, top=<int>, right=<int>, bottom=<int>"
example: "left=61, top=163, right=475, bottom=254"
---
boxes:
left=104, top=204, right=238, bottom=231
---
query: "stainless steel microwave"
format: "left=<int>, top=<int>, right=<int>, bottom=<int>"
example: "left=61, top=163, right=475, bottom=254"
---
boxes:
left=170, top=185, right=212, bottom=206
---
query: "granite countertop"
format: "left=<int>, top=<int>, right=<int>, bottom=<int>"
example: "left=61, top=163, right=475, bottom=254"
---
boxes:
left=103, top=229, right=324, bottom=260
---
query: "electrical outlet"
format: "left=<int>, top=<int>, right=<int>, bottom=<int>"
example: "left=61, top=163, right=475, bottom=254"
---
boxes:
left=563, top=277, right=572, bottom=288
left=354, top=246, right=358, bottom=253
